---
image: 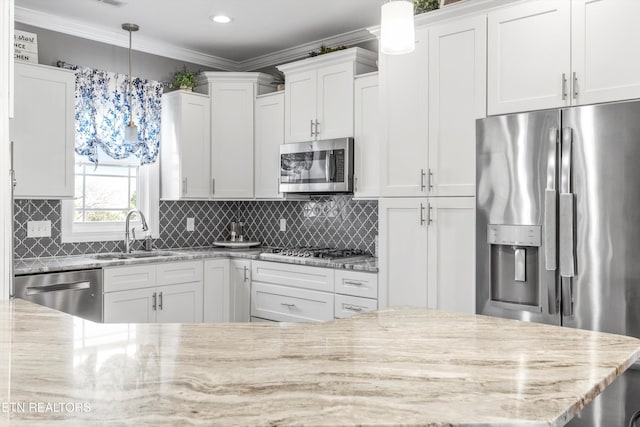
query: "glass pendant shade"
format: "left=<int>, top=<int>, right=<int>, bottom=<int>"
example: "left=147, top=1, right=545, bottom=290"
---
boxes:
left=125, top=122, right=138, bottom=142
left=380, top=0, right=415, bottom=55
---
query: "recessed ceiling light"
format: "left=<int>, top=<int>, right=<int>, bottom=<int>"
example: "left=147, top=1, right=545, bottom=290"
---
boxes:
left=210, top=15, right=232, bottom=24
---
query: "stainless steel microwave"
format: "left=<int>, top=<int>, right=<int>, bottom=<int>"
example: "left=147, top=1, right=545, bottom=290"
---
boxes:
left=279, top=138, right=354, bottom=194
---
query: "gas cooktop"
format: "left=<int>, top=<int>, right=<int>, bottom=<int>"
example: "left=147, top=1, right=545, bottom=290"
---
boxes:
left=260, top=247, right=370, bottom=262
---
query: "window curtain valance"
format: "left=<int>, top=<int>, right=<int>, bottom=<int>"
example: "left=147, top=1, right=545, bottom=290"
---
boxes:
left=74, top=66, right=164, bottom=165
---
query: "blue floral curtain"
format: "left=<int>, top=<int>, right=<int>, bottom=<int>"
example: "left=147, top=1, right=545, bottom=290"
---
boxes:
left=74, top=67, right=164, bottom=165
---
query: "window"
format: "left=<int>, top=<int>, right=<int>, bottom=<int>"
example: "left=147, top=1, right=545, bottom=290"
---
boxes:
left=74, top=156, right=138, bottom=223
left=61, top=150, right=159, bottom=243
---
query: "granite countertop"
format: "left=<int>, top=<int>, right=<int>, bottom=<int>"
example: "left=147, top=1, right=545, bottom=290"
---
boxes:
left=14, top=247, right=379, bottom=275
left=1, top=300, right=639, bottom=426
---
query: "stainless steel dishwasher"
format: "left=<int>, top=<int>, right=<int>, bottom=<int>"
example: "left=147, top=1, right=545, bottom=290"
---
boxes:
left=14, top=269, right=103, bottom=322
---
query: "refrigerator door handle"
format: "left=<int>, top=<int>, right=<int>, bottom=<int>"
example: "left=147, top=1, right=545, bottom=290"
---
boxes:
left=544, top=128, right=558, bottom=271
left=560, top=127, right=576, bottom=279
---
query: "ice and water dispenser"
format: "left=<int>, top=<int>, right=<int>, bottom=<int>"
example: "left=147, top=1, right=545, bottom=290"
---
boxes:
left=487, top=224, right=542, bottom=308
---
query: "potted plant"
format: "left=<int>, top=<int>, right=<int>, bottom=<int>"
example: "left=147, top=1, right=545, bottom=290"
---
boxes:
left=171, top=66, right=198, bottom=91
left=272, top=72, right=285, bottom=91
left=414, top=0, right=439, bottom=14
left=308, top=44, right=348, bottom=58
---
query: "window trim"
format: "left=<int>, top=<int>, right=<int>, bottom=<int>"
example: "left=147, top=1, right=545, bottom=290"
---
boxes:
left=61, top=161, right=160, bottom=244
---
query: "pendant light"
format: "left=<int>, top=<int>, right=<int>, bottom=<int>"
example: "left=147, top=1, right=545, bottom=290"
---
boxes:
left=380, top=0, right=415, bottom=55
left=122, top=23, right=139, bottom=142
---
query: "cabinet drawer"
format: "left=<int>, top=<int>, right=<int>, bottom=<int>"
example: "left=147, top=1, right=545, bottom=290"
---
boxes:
left=252, top=261, right=334, bottom=292
left=251, top=282, right=334, bottom=322
left=156, top=261, right=203, bottom=286
left=103, top=265, right=156, bottom=293
left=334, top=294, right=378, bottom=319
left=335, top=270, right=378, bottom=299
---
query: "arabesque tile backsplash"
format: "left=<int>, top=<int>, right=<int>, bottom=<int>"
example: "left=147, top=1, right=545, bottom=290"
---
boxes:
left=13, top=196, right=378, bottom=259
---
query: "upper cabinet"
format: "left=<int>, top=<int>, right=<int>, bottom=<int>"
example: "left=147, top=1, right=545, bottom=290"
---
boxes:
left=488, top=0, right=640, bottom=115
left=378, top=28, right=429, bottom=197
left=353, top=72, right=380, bottom=199
left=254, top=92, right=285, bottom=199
left=428, top=15, right=486, bottom=197
left=572, top=0, right=640, bottom=105
left=197, top=72, right=274, bottom=199
left=11, top=63, right=76, bottom=199
left=277, top=47, right=377, bottom=143
left=160, top=91, right=211, bottom=200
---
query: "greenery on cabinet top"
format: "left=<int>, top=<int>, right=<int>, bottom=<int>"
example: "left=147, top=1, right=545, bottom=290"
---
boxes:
left=414, top=0, right=439, bottom=14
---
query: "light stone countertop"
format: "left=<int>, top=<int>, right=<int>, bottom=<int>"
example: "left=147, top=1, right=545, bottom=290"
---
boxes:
left=14, top=247, right=379, bottom=275
left=0, top=299, right=638, bottom=426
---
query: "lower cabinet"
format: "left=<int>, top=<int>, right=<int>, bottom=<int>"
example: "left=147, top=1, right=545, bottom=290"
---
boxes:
left=203, top=259, right=230, bottom=322
left=379, top=197, right=475, bottom=313
left=229, top=259, right=251, bottom=322
left=251, top=260, right=378, bottom=322
left=103, top=261, right=204, bottom=323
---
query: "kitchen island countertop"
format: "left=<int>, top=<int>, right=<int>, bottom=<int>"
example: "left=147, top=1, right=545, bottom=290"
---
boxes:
left=1, top=299, right=639, bottom=426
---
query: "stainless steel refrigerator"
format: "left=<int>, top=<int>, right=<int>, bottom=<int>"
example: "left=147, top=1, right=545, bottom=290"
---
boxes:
left=476, top=99, right=640, bottom=427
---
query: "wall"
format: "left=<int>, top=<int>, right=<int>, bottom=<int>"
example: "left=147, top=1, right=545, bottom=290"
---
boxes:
left=13, top=197, right=378, bottom=259
left=15, top=23, right=217, bottom=83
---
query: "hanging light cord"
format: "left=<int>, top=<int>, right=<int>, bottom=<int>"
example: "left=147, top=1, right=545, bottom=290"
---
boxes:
left=127, top=27, right=134, bottom=127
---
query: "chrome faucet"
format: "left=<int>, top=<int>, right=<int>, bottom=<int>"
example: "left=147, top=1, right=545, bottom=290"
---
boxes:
left=124, top=209, right=150, bottom=253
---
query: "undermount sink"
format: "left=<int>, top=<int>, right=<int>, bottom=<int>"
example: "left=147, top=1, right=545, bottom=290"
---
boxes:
left=90, top=251, right=179, bottom=261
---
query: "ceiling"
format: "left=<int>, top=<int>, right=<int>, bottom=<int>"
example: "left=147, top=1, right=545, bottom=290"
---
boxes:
left=14, top=0, right=385, bottom=71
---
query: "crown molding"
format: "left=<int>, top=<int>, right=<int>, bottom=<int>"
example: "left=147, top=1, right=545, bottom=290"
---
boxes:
left=14, top=6, right=241, bottom=71
left=14, top=6, right=377, bottom=72
left=238, top=28, right=376, bottom=71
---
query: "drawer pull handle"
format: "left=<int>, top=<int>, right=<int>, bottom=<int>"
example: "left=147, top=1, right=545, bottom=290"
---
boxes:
left=345, top=305, right=363, bottom=312
left=280, top=302, right=296, bottom=309
left=344, top=280, right=363, bottom=286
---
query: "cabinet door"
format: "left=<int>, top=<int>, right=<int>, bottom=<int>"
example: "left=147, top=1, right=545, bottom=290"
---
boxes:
left=572, top=0, right=640, bottom=105
left=426, top=197, right=475, bottom=314
left=284, top=70, right=316, bottom=143
left=179, top=93, right=211, bottom=199
left=254, top=93, right=285, bottom=199
left=379, top=28, right=429, bottom=197
left=378, top=198, right=428, bottom=308
left=429, top=16, right=486, bottom=197
left=230, top=259, right=251, bottom=322
left=11, top=63, right=75, bottom=198
left=251, top=282, right=334, bottom=322
left=203, top=259, right=230, bottom=322
left=211, top=82, right=255, bottom=199
left=103, top=288, right=155, bottom=323
left=155, top=282, right=203, bottom=323
left=354, top=73, right=379, bottom=198
left=316, top=62, right=354, bottom=140
left=487, top=0, right=570, bottom=115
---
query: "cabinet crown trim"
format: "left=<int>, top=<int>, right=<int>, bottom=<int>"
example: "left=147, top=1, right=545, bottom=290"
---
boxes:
left=196, top=72, right=274, bottom=86
left=276, top=47, right=377, bottom=75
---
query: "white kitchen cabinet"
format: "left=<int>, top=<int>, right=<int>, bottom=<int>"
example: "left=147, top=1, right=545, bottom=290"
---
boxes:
left=155, top=282, right=203, bottom=323
left=160, top=90, right=211, bottom=199
left=428, top=16, right=486, bottom=197
left=252, top=260, right=334, bottom=292
left=571, top=0, right=640, bottom=105
left=11, top=63, right=75, bottom=199
left=488, top=0, right=640, bottom=114
left=229, top=259, right=251, bottom=322
left=196, top=72, right=274, bottom=200
left=426, top=197, right=475, bottom=314
left=378, top=198, right=428, bottom=307
left=254, top=92, right=284, bottom=199
left=487, top=0, right=571, bottom=115
left=252, top=282, right=334, bottom=323
left=203, top=258, right=230, bottom=322
left=103, top=261, right=204, bottom=323
left=353, top=72, right=379, bottom=199
left=334, top=269, right=378, bottom=319
left=378, top=197, right=475, bottom=313
left=378, top=28, right=429, bottom=197
left=277, top=48, right=377, bottom=143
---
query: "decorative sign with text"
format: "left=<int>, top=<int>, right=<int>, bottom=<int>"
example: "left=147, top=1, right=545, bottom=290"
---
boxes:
left=14, top=30, right=38, bottom=63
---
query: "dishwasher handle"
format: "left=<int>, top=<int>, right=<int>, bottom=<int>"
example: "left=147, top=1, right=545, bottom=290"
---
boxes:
left=26, top=281, right=91, bottom=295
